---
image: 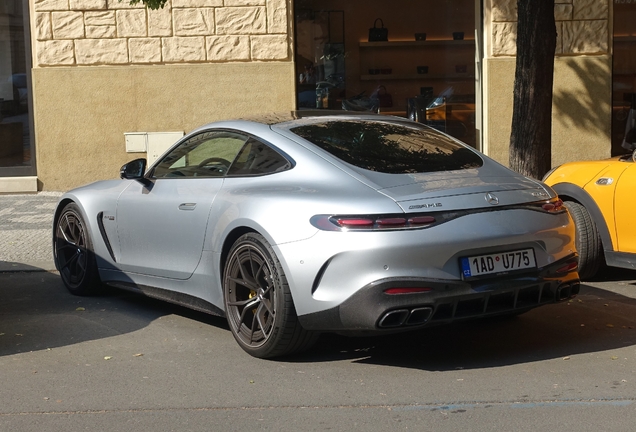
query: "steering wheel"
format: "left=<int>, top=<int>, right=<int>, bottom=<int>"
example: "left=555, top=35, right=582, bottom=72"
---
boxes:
left=197, top=157, right=231, bottom=168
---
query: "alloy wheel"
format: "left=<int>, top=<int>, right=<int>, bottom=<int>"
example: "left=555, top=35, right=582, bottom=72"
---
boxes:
left=225, top=242, right=277, bottom=348
left=55, top=209, right=89, bottom=287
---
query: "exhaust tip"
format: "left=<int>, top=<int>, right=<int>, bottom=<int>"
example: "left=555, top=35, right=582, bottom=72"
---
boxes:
left=557, top=282, right=580, bottom=301
left=378, top=309, right=409, bottom=328
left=406, top=307, right=433, bottom=326
left=378, top=307, right=434, bottom=328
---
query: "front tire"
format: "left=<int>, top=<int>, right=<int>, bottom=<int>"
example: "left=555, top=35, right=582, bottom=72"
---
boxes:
left=223, top=233, right=316, bottom=358
left=564, top=201, right=603, bottom=280
left=53, top=202, right=101, bottom=295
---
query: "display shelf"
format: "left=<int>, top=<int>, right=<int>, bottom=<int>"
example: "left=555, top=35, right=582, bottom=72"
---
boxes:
left=614, top=36, right=636, bottom=43
left=614, top=70, right=636, bottom=76
left=360, top=39, right=474, bottom=48
left=361, top=73, right=473, bottom=81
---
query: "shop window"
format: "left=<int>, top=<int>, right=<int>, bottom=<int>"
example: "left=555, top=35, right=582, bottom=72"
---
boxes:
left=612, top=1, right=636, bottom=156
left=0, top=0, right=34, bottom=174
left=294, top=0, right=478, bottom=148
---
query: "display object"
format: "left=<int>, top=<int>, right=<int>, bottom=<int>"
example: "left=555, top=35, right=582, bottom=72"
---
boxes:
left=453, top=32, right=465, bottom=40
left=368, top=18, right=388, bottom=42
left=374, top=85, right=393, bottom=108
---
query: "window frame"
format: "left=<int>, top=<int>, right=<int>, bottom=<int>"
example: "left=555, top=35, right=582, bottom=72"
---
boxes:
left=147, top=128, right=296, bottom=180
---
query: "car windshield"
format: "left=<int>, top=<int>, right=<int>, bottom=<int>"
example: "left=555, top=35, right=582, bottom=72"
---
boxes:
left=289, top=120, right=483, bottom=174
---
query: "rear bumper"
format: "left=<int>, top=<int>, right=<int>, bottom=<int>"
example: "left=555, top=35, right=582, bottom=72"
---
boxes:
left=297, top=254, right=580, bottom=332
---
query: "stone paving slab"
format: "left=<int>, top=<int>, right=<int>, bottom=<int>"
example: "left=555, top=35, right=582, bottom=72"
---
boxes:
left=0, top=192, right=63, bottom=271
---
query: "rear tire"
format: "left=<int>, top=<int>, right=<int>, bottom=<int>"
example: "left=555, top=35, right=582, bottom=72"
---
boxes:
left=564, top=201, right=603, bottom=280
left=53, top=202, right=102, bottom=295
left=223, top=233, right=317, bottom=358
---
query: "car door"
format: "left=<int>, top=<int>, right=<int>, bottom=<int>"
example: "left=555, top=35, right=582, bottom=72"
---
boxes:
left=614, top=161, right=636, bottom=253
left=115, top=130, right=248, bottom=279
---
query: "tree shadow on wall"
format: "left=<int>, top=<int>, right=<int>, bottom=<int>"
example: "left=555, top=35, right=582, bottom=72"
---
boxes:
left=552, top=56, right=626, bottom=157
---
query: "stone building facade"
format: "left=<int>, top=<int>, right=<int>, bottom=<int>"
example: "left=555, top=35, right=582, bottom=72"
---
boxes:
left=0, top=0, right=621, bottom=191
left=33, top=0, right=290, bottom=66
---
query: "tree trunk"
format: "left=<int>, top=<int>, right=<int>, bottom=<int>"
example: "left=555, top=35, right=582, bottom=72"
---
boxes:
left=509, top=0, right=557, bottom=179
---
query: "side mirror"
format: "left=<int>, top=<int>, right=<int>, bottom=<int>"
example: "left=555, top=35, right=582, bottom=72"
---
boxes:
left=120, top=158, right=147, bottom=180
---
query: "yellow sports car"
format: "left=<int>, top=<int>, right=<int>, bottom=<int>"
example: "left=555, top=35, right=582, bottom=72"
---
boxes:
left=543, top=153, right=636, bottom=279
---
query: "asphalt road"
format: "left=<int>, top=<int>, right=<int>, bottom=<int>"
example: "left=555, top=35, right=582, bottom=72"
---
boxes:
left=1, top=267, right=636, bottom=431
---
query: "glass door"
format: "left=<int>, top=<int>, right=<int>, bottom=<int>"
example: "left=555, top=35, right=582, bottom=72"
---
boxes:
left=0, top=0, right=35, bottom=176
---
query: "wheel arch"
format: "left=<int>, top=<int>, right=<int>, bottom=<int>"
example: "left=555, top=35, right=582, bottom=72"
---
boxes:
left=52, top=198, right=81, bottom=263
left=53, top=198, right=78, bottom=224
left=552, top=182, right=614, bottom=252
left=219, top=226, right=259, bottom=282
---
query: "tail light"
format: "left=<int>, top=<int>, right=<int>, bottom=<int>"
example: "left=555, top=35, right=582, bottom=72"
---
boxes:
left=384, top=287, right=432, bottom=294
left=531, top=197, right=565, bottom=214
left=311, top=214, right=439, bottom=231
left=556, top=262, right=578, bottom=274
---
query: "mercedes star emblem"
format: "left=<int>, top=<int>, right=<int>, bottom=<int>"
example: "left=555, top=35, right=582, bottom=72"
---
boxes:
left=486, top=192, right=499, bottom=205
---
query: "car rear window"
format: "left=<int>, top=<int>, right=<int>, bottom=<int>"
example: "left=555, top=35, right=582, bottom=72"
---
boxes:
left=289, top=120, right=483, bottom=174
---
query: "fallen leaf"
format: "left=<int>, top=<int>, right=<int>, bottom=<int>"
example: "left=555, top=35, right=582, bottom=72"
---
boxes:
left=133, top=353, right=143, bottom=357
left=249, top=380, right=255, bottom=384
left=76, top=307, right=85, bottom=311
left=104, top=356, right=112, bottom=360
left=563, top=356, right=571, bottom=360
left=606, top=324, right=614, bottom=328
left=611, top=356, right=619, bottom=360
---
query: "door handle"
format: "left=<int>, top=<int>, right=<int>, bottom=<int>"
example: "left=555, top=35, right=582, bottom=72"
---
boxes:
left=178, top=203, right=197, bottom=211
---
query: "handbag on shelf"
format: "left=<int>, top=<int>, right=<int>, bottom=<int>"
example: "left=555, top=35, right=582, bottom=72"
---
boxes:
left=372, top=85, right=393, bottom=108
left=368, top=18, right=388, bottom=42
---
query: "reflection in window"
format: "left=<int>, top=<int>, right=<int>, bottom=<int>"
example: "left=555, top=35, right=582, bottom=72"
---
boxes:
left=228, top=138, right=292, bottom=176
left=290, top=120, right=482, bottom=173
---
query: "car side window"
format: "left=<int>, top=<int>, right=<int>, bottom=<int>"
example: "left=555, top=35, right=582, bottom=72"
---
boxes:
left=227, top=138, right=292, bottom=176
left=152, top=131, right=248, bottom=178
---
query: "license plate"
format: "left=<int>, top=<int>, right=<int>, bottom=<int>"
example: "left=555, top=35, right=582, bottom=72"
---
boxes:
left=460, top=248, right=536, bottom=279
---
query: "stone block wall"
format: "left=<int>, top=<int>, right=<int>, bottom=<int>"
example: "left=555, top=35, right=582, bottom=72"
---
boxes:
left=491, top=0, right=609, bottom=56
left=33, top=0, right=290, bottom=66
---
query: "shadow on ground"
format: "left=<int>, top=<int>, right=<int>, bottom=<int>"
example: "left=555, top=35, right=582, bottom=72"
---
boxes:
left=2, top=265, right=635, bottom=370
left=295, top=283, right=636, bottom=370
left=0, top=266, right=226, bottom=357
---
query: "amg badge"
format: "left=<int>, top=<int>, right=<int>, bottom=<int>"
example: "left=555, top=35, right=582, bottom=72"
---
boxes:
left=409, top=202, right=442, bottom=210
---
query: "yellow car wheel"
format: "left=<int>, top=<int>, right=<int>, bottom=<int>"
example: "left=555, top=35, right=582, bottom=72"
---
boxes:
left=563, top=201, right=603, bottom=280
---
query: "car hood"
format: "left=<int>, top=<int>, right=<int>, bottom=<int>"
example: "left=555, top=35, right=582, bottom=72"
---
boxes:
left=345, top=166, right=551, bottom=213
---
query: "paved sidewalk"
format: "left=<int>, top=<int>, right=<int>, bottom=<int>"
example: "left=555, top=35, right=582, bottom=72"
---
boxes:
left=0, top=192, right=62, bottom=272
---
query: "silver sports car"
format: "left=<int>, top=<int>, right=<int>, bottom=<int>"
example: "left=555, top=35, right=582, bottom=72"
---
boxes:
left=53, top=111, right=580, bottom=358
